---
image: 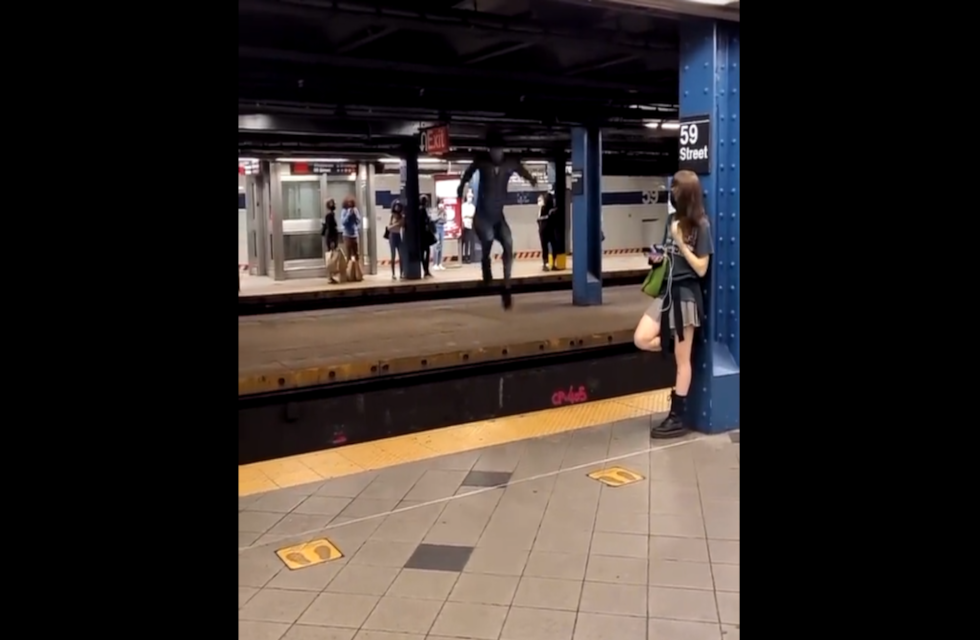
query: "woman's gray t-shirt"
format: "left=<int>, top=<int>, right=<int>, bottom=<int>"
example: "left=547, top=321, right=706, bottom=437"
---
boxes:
left=666, top=219, right=714, bottom=301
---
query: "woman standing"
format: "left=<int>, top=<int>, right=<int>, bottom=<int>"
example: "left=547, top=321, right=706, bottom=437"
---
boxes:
left=418, top=195, right=435, bottom=277
left=387, top=200, right=406, bottom=280
left=340, top=197, right=361, bottom=260
left=461, top=190, right=476, bottom=263
left=536, top=192, right=557, bottom=271
left=322, top=199, right=341, bottom=283
left=432, top=202, right=448, bottom=270
left=632, top=170, right=714, bottom=439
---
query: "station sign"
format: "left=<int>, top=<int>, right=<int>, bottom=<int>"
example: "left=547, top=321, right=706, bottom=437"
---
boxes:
left=290, top=162, right=357, bottom=176
left=678, top=114, right=711, bottom=174
left=419, top=124, right=450, bottom=155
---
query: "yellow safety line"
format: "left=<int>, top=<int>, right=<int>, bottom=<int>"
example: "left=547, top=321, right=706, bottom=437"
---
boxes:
left=239, top=389, right=670, bottom=496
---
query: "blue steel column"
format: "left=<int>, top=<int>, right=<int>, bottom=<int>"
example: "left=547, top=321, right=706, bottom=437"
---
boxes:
left=571, top=126, right=602, bottom=306
left=680, top=19, right=740, bottom=433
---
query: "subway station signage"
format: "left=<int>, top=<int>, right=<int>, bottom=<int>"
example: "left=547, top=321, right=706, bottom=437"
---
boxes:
left=290, top=162, right=358, bottom=176
left=678, top=114, right=711, bottom=174
left=419, top=124, right=450, bottom=155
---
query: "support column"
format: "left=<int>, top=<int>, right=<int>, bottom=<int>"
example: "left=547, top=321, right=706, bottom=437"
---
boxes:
left=401, top=143, right=423, bottom=280
left=358, top=162, right=378, bottom=275
left=359, top=162, right=378, bottom=275
left=570, top=126, right=602, bottom=306
left=266, top=161, right=286, bottom=281
left=550, top=151, right=569, bottom=270
left=680, top=19, right=740, bottom=433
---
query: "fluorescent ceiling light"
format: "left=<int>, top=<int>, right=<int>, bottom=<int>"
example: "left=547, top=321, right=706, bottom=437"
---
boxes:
left=276, top=157, right=349, bottom=163
left=684, top=0, right=738, bottom=5
left=660, top=122, right=681, bottom=130
left=645, top=122, right=661, bottom=129
left=381, top=157, right=444, bottom=164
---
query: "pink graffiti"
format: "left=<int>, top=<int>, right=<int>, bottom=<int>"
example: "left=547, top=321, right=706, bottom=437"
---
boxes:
left=552, top=385, right=588, bottom=407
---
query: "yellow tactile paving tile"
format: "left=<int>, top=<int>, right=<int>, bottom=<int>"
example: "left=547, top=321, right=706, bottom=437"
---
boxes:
left=239, top=388, right=670, bottom=496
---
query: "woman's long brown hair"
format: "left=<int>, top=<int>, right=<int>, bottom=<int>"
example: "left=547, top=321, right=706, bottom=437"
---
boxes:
left=672, top=170, right=706, bottom=237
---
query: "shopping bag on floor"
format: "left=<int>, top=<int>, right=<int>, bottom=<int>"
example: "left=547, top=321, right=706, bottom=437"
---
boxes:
left=347, top=258, right=364, bottom=282
left=326, top=249, right=348, bottom=282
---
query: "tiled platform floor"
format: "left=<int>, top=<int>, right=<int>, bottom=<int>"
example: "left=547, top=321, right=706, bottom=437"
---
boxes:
left=239, top=419, right=740, bottom=640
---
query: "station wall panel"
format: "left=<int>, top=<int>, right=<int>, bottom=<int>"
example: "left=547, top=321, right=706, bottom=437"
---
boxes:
left=370, top=174, right=670, bottom=259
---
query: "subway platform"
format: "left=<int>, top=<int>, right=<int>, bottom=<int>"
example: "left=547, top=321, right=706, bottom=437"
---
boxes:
left=238, top=287, right=650, bottom=396
left=239, top=394, right=739, bottom=640
left=240, top=256, right=645, bottom=301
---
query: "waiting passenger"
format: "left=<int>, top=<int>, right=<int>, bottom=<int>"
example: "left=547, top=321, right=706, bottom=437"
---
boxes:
left=386, top=200, right=406, bottom=280
left=418, top=195, right=435, bottom=277
left=432, top=202, right=447, bottom=271
left=632, top=170, right=714, bottom=439
left=461, top=190, right=476, bottom=263
left=322, top=198, right=341, bottom=283
left=537, top=193, right=557, bottom=271
left=322, top=199, right=339, bottom=251
left=340, top=197, right=361, bottom=261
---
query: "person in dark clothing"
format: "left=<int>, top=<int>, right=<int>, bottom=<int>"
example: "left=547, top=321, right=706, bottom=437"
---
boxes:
left=457, top=137, right=537, bottom=309
left=418, top=195, right=435, bottom=277
left=632, top=170, right=714, bottom=439
left=321, top=198, right=341, bottom=283
left=322, top=199, right=339, bottom=250
left=536, top=192, right=557, bottom=271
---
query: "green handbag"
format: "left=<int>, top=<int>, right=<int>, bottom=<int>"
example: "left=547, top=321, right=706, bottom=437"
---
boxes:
left=641, top=255, right=669, bottom=298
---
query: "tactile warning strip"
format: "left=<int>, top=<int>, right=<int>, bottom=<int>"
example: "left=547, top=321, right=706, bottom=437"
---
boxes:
left=239, top=388, right=670, bottom=496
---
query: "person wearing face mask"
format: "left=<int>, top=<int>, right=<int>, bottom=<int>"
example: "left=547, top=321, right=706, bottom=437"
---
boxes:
left=457, top=133, right=537, bottom=309
left=632, top=170, right=714, bottom=439
left=461, top=190, right=476, bottom=263
left=386, top=200, right=406, bottom=280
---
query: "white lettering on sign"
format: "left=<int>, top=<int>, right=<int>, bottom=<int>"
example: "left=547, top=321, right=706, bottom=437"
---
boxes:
left=679, top=146, right=709, bottom=161
left=677, top=116, right=711, bottom=174
left=680, top=123, right=698, bottom=146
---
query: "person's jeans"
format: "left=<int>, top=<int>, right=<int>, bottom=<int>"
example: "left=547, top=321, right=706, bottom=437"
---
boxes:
left=538, top=224, right=554, bottom=266
left=433, top=223, right=445, bottom=266
left=462, top=227, right=475, bottom=262
left=474, top=214, right=514, bottom=287
left=388, top=232, right=404, bottom=277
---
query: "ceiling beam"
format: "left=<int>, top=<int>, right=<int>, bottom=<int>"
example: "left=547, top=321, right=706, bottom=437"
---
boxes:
left=462, top=42, right=534, bottom=65
left=239, top=46, right=670, bottom=97
left=238, top=0, right=674, bottom=59
left=336, top=26, right=398, bottom=54
left=565, top=54, right=638, bottom=76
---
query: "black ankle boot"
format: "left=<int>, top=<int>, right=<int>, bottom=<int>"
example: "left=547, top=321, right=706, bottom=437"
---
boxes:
left=651, top=391, right=690, bottom=439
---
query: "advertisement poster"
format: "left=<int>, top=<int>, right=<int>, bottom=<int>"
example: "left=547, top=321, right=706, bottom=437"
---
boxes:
left=433, top=175, right=463, bottom=241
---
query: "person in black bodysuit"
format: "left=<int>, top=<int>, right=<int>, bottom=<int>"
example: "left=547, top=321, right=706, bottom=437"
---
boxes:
left=457, top=138, right=537, bottom=309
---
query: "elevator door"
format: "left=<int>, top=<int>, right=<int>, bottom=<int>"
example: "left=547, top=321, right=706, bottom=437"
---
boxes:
left=281, top=178, right=323, bottom=272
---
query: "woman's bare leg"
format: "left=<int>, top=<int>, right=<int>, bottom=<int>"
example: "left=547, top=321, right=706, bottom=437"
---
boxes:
left=633, top=313, right=662, bottom=352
